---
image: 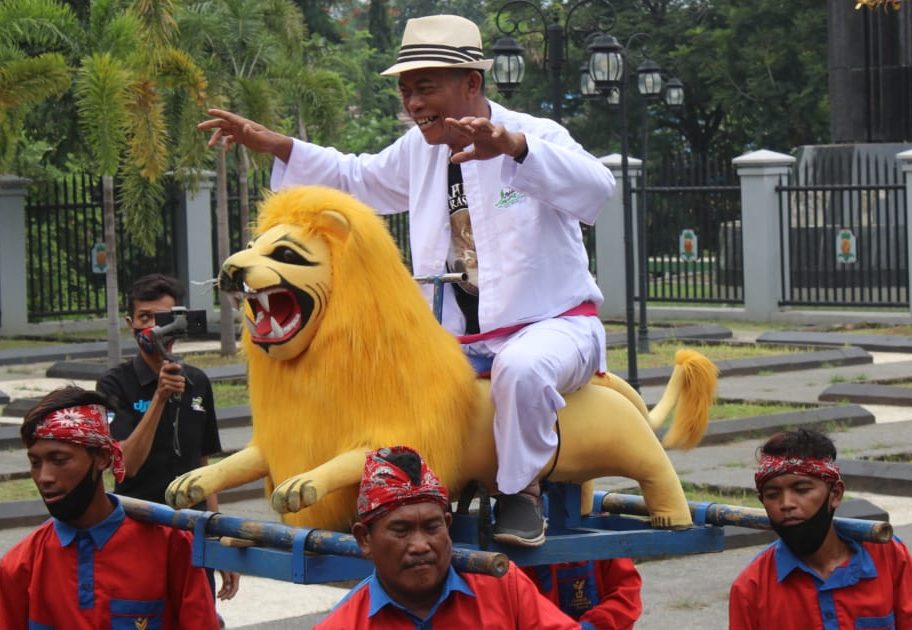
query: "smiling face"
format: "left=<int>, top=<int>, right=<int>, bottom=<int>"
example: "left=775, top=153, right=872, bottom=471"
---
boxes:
left=219, top=223, right=334, bottom=361
left=353, top=502, right=453, bottom=613
left=397, top=68, right=485, bottom=147
left=759, top=473, right=843, bottom=527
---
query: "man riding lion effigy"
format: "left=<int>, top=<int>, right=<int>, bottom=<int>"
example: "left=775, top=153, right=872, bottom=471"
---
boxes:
left=166, top=185, right=717, bottom=543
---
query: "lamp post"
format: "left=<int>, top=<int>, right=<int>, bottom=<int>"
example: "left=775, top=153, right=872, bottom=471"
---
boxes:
left=492, top=2, right=682, bottom=392
left=637, top=71, right=684, bottom=354
left=587, top=32, right=642, bottom=388
left=491, top=0, right=616, bottom=124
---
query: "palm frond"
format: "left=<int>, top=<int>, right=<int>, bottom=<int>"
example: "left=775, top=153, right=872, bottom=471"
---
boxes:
left=129, top=0, right=178, bottom=48
left=157, top=47, right=207, bottom=105
left=93, top=11, right=142, bottom=59
left=126, top=79, right=168, bottom=181
left=0, top=52, right=70, bottom=110
left=74, top=52, right=132, bottom=176
left=0, top=0, right=78, bottom=52
left=261, top=0, right=307, bottom=58
left=119, top=162, right=166, bottom=255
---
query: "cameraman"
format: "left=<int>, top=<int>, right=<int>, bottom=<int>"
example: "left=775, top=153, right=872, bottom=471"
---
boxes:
left=96, top=274, right=239, bottom=615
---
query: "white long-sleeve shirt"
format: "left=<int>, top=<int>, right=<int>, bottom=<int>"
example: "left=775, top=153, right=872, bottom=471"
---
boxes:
left=271, top=99, right=616, bottom=335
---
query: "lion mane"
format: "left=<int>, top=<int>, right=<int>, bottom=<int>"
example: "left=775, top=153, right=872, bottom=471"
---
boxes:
left=245, top=186, right=478, bottom=529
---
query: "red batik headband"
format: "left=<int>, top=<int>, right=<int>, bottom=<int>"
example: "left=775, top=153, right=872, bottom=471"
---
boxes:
left=34, top=404, right=126, bottom=483
left=754, top=453, right=840, bottom=490
left=357, top=446, right=449, bottom=525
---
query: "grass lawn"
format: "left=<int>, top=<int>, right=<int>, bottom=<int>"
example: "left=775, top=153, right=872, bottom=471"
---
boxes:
left=708, top=401, right=807, bottom=422
left=179, top=351, right=245, bottom=369
left=606, top=339, right=801, bottom=370
left=212, top=381, right=249, bottom=407
left=0, top=338, right=60, bottom=351
left=613, top=481, right=762, bottom=508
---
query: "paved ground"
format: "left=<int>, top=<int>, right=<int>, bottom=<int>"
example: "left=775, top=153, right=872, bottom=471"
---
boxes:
left=2, top=332, right=912, bottom=628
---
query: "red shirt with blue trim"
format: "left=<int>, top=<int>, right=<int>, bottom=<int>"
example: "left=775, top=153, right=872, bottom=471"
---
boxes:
left=729, top=535, right=912, bottom=630
left=0, top=494, right=218, bottom=630
left=315, top=561, right=580, bottom=629
left=522, top=559, right=642, bottom=630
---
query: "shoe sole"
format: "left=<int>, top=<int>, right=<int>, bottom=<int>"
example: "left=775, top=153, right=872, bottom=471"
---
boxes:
left=492, top=530, right=547, bottom=547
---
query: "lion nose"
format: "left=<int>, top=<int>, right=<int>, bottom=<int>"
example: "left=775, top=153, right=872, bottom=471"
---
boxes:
left=218, top=264, right=245, bottom=293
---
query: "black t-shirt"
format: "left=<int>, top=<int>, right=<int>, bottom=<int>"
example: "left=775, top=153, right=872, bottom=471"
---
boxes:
left=447, top=161, right=481, bottom=334
left=96, top=355, right=222, bottom=503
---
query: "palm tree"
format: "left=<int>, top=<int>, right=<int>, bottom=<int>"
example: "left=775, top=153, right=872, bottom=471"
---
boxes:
left=0, top=0, right=77, bottom=173
left=74, top=0, right=207, bottom=366
left=178, top=0, right=347, bottom=355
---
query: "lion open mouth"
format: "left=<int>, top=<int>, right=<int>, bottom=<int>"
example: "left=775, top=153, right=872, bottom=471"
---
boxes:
left=242, top=287, right=303, bottom=343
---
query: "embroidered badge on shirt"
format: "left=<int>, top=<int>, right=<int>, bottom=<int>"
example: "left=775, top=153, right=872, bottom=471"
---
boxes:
left=191, top=396, right=206, bottom=412
left=134, top=618, right=149, bottom=630
left=495, top=188, right=525, bottom=208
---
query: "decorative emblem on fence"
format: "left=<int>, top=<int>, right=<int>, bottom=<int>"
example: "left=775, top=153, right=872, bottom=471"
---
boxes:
left=836, top=229, right=857, bottom=264
left=679, top=229, right=698, bottom=262
left=91, top=242, right=108, bottom=274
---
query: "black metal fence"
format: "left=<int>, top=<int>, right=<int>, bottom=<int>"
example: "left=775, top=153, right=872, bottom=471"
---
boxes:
left=777, top=151, right=908, bottom=307
left=637, top=154, right=744, bottom=304
left=25, top=175, right=179, bottom=321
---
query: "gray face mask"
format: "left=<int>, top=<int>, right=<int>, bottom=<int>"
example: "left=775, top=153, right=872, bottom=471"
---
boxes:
left=771, top=491, right=835, bottom=557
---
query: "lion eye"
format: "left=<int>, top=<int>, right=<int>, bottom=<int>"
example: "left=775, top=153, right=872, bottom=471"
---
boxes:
left=270, top=246, right=313, bottom=266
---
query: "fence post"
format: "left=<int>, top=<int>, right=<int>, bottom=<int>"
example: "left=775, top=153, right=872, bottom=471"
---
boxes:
left=0, top=176, right=31, bottom=335
left=733, top=150, right=795, bottom=321
left=596, top=154, right=642, bottom=319
left=899, top=149, right=912, bottom=314
left=174, top=171, right=216, bottom=321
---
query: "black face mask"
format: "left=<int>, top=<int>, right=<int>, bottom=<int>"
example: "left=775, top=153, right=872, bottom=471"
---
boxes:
left=44, top=463, right=101, bottom=523
left=771, top=491, right=835, bottom=557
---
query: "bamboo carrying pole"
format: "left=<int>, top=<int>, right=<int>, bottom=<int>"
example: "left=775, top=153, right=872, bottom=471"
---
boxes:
left=599, top=493, right=893, bottom=543
left=119, top=496, right=510, bottom=577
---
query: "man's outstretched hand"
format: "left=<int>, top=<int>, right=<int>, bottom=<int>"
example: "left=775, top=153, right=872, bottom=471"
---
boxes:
left=198, top=109, right=293, bottom=163
left=445, top=117, right=527, bottom=164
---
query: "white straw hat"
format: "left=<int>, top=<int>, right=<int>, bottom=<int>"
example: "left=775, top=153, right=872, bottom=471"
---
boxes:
left=381, top=14, right=494, bottom=76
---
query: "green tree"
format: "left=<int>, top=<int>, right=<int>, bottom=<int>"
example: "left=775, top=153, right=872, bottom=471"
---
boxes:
left=179, top=0, right=349, bottom=353
left=74, top=0, right=207, bottom=365
left=0, top=0, right=77, bottom=173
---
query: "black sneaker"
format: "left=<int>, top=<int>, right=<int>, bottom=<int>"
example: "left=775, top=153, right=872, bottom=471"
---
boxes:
left=493, top=493, right=546, bottom=547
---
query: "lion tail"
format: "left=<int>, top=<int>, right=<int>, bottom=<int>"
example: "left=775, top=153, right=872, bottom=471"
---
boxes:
left=647, top=349, right=718, bottom=449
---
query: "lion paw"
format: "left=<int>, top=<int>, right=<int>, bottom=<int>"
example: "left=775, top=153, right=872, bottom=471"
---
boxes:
left=165, top=473, right=209, bottom=509
left=271, top=476, right=319, bottom=513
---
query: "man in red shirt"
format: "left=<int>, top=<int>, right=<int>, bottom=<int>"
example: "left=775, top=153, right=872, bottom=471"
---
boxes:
left=315, top=445, right=581, bottom=629
left=523, top=558, right=642, bottom=629
left=0, top=386, right=218, bottom=629
left=729, top=429, right=912, bottom=630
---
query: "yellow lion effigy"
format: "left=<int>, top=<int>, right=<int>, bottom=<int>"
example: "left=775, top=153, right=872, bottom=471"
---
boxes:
left=166, top=185, right=717, bottom=533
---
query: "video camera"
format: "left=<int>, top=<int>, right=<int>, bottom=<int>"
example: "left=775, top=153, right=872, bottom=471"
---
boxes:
left=150, top=307, right=208, bottom=362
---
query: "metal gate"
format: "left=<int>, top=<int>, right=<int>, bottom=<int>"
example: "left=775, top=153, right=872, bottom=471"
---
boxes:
left=638, top=154, right=743, bottom=304
left=26, top=175, right=179, bottom=321
left=777, top=150, right=908, bottom=307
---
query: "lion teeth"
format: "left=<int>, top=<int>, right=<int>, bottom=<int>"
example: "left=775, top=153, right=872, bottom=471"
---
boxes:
left=243, top=282, right=254, bottom=294
left=270, top=316, right=283, bottom=337
left=255, top=310, right=265, bottom=324
left=257, top=293, right=270, bottom=312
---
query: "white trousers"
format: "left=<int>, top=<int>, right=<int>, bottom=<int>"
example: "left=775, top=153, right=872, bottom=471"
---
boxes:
left=463, top=316, right=606, bottom=494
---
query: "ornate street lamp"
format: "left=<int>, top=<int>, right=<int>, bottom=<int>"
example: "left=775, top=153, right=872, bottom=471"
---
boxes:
left=491, top=37, right=525, bottom=98
left=665, top=77, right=685, bottom=108
left=579, top=62, right=599, bottom=100
left=493, top=0, right=617, bottom=123
left=637, top=59, right=663, bottom=100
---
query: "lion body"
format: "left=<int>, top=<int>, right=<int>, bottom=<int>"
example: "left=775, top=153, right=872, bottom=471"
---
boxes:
left=167, top=186, right=716, bottom=533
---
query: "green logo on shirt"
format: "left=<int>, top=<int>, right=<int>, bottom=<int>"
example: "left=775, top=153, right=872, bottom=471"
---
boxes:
left=495, top=188, right=525, bottom=208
